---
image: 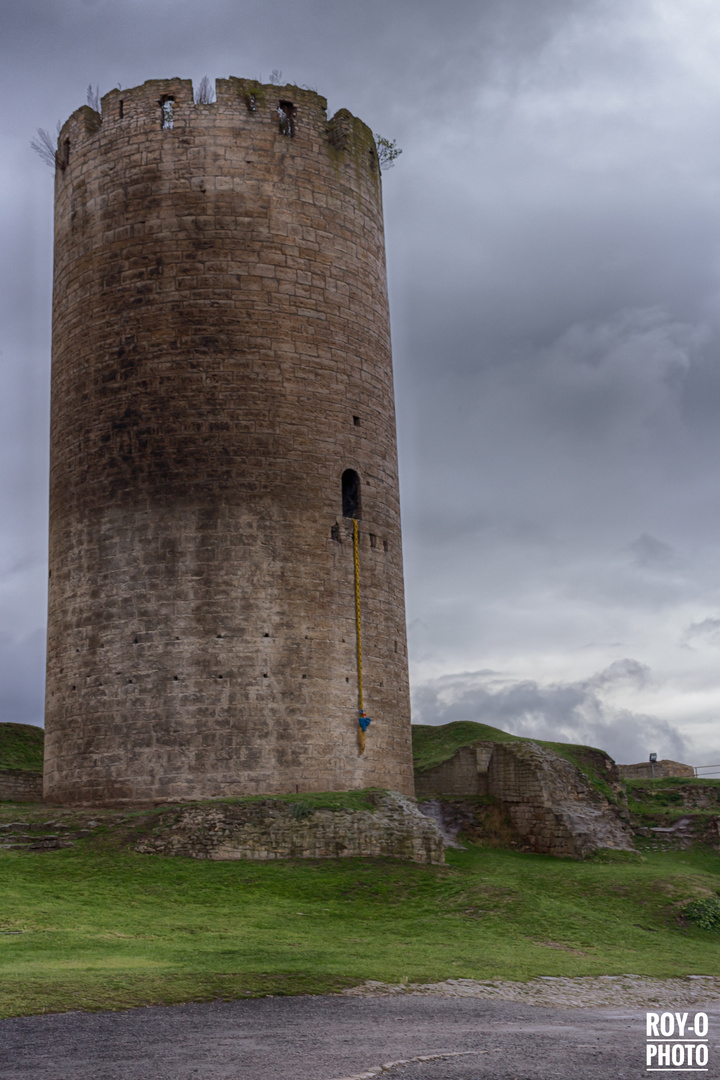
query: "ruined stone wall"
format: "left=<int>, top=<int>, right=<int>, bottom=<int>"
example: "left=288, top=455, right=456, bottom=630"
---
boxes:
left=133, top=792, right=443, bottom=864
left=413, top=744, right=493, bottom=801
left=415, top=739, right=633, bottom=858
left=486, top=742, right=632, bottom=858
left=0, top=770, right=43, bottom=802
left=45, top=78, right=413, bottom=805
left=618, top=760, right=695, bottom=780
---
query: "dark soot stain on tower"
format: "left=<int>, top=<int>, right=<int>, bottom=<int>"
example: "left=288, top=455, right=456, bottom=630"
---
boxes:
left=44, top=77, right=413, bottom=805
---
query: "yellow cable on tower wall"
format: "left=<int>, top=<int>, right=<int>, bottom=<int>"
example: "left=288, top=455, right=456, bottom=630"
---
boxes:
left=352, top=519, right=367, bottom=754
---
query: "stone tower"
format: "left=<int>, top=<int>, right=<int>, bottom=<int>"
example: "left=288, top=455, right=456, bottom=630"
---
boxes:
left=44, top=77, right=413, bottom=805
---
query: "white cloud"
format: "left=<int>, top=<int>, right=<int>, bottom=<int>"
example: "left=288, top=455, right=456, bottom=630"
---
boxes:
left=412, top=659, right=690, bottom=765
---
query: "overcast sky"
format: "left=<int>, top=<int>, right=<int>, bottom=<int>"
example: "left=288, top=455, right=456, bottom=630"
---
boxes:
left=3, top=0, right=720, bottom=766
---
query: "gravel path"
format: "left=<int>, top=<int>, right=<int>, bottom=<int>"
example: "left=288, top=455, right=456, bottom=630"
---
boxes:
left=2, top=981, right=719, bottom=1080
left=343, top=974, right=720, bottom=1009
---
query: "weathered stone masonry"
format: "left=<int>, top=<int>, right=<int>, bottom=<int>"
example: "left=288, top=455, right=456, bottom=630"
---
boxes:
left=45, top=78, right=413, bottom=805
left=415, top=740, right=634, bottom=858
left=134, top=792, right=444, bottom=864
left=0, top=770, right=43, bottom=802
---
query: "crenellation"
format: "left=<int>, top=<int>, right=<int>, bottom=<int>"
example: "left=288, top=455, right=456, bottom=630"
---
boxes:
left=54, top=79, right=382, bottom=221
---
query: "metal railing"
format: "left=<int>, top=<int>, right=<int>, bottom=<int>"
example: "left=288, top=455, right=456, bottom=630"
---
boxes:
left=693, top=764, right=720, bottom=778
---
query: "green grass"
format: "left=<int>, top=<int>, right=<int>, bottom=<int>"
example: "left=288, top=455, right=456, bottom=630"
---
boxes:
left=2, top=824, right=720, bottom=1017
left=195, top=789, right=383, bottom=813
left=0, top=723, right=43, bottom=773
left=682, top=896, right=720, bottom=932
left=412, top=722, right=523, bottom=772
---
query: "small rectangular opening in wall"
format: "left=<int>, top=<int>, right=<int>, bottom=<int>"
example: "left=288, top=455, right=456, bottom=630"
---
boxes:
left=62, top=139, right=70, bottom=168
left=160, top=96, right=174, bottom=130
left=369, top=533, right=377, bottom=549
left=278, top=100, right=295, bottom=137
left=383, top=539, right=389, bottom=552
left=353, top=416, right=360, bottom=427
left=119, top=100, right=124, bottom=119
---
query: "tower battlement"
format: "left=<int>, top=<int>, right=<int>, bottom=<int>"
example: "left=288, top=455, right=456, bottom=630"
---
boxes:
left=44, top=76, right=412, bottom=806
left=56, top=78, right=381, bottom=201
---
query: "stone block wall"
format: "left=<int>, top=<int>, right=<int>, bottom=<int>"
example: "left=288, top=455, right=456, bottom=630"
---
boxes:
left=133, top=792, right=444, bottom=864
left=618, top=760, right=695, bottom=780
left=0, top=770, right=44, bottom=802
left=414, top=744, right=491, bottom=800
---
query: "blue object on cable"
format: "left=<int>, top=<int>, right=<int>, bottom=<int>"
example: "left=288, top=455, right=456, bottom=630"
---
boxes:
left=358, top=711, right=372, bottom=733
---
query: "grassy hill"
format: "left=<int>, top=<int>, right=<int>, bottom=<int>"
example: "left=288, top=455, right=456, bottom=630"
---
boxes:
left=0, top=723, right=44, bottom=772
left=412, top=721, right=622, bottom=804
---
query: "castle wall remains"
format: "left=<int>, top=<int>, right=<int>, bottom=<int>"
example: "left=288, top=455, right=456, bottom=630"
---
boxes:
left=0, top=769, right=44, bottom=803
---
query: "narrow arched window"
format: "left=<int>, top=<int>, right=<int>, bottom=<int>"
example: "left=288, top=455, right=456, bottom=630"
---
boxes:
left=342, top=469, right=361, bottom=519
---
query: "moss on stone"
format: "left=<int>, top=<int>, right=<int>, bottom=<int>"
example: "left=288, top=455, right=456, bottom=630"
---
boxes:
left=625, top=777, right=720, bottom=826
left=208, top=788, right=385, bottom=813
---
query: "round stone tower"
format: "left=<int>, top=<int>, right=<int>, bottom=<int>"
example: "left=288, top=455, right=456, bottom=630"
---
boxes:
left=44, top=77, right=413, bottom=805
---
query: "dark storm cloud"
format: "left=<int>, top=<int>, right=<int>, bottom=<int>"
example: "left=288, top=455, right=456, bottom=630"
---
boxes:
left=387, top=0, right=720, bottom=763
left=1, top=0, right=588, bottom=121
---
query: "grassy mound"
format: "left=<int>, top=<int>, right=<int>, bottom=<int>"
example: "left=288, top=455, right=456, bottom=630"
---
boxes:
left=0, top=723, right=44, bottom=773
left=412, top=721, right=621, bottom=804
left=412, top=721, right=522, bottom=772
